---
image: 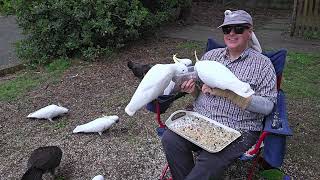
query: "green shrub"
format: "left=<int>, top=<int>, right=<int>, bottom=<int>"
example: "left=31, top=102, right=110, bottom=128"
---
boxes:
left=303, top=30, right=320, bottom=40
left=15, top=0, right=186, bottom=64
left=0, top=0, right=15, bottom=14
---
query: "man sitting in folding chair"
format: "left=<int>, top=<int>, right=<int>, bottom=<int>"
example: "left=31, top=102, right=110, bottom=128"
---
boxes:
left=161, top=10, right=278, bottom=180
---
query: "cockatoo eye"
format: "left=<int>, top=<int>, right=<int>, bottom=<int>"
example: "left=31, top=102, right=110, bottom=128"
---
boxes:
left=224, top=10, right=232, bottom=16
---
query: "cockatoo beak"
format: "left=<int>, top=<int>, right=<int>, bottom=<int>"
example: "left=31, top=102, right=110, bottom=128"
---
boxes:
left=194, top=50, right=199, bottom=62
left=173, top=54, right=180, bottom=64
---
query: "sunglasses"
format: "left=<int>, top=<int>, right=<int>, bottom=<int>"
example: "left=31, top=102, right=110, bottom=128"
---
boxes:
left=222, top=25, right=250, bottom=34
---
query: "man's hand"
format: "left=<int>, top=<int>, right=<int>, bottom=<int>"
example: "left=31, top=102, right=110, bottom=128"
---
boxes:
left=202, top=84, right=214, bottom=95
left=201, top=84, right=228, bottom=97
left=180, top=79, right=196, bottom=94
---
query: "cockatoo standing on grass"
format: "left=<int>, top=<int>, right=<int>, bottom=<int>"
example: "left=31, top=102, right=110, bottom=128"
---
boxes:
left=125, top=62, right=188, bottom=116
left=27, top=104, right=68, bottom=122
left=73, top=115, right=119, bottom=136
left=194, top=51, right=254, bottom=98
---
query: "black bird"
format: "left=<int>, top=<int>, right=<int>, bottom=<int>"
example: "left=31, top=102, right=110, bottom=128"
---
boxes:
left=21, top=146, right=63, bottom=180
left=127, top=60, right=153, bottom=80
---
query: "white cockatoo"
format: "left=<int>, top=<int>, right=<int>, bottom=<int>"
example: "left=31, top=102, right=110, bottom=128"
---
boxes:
left=92, top=175, right=104, bottom=180
left=27, top=104, right=68, bottom=122
left=163, top=54, right=194, bottom=95
left=194, top=51, right=254, bottom=98
left=73, top=115, right=119, bottom=136
left=125, top=62, right=188, bottom=116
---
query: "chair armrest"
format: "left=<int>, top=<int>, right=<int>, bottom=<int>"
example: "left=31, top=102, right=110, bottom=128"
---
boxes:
left=263, top=90, right=293, bottom=136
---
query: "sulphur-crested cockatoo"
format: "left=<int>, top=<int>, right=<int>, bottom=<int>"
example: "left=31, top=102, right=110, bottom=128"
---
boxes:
left=92, top=175, right=104, bottom=180
left=163, top=54, right=194, bottom=95
left=73, top=115, right=119, bottom=136
left=194, top=51, right=254, bottom=98
left=125, top=62, right=188, bottom=116
left=27, top=104, right=68, bottom=122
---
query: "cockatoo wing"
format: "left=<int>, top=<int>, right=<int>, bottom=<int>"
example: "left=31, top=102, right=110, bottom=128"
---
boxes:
left=195, top=61, right=254, bottom=97
left=125, top=64, right=173, bottom=116
left=73, top=116, right=119, bottom=134
left=73, top=119, right=104, bottom=133
left=163, top=81, right=176, bottom=95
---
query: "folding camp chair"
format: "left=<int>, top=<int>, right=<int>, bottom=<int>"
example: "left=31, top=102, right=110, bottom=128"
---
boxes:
left=146, top=38, right=293, bottom=180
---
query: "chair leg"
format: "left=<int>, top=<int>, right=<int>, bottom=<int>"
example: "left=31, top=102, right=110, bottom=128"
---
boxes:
left=156, top=101, right=165, bottom=128
left=160, top=163, right=170, bottom=180
left=247, top=151, right=261, bottom=180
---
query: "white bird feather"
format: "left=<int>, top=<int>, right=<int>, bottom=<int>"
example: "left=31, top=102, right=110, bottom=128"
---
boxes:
left=173, top=54, right=193, bottom=66
left=163, top=54, right=194, bottom=95
left=224, top=10, right=232, bottom=16
left=194, top=51, right=254, bottom=98
left=73, top=115, right=119, bottom=136
left=27, top=104, right=68, bottom=122
left=92, top=175, right=104, bottom=180
left=163, top=80, right=176, bottom=95
left=125, top=63, right=188, bottom=116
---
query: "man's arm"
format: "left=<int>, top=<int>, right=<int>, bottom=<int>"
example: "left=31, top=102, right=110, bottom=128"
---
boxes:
left=246, top=95, right=274, bottom=115
left=202, top=85, right=274, bottom=115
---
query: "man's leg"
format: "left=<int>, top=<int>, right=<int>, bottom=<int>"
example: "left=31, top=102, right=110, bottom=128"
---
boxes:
left=185, top=131, right=260, bottom=180
left=161, top=129, right=201, bottom=180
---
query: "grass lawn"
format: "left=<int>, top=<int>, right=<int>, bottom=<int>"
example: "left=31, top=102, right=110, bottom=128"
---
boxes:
left=0, top=58, right=70, bottom=101
left=283, top=52, right=320, bottom=100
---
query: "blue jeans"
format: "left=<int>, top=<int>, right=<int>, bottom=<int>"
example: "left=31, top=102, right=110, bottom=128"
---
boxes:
left=161, top=129, right=260, bottom=180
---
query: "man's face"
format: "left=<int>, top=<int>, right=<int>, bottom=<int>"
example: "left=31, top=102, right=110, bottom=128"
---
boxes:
left=222, top=24, right=252, bottom=51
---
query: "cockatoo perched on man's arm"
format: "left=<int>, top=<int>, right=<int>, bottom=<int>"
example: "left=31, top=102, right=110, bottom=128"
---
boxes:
left=194, top=50, right=254, bottom=98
